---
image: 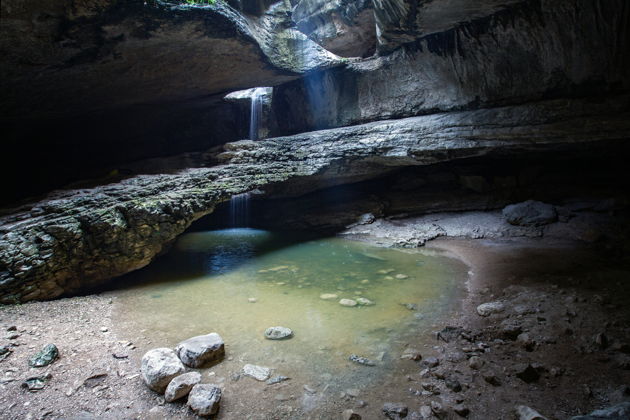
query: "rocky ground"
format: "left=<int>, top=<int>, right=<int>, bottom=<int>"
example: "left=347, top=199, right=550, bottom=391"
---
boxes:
left=0, top=231, right=629, bottom=419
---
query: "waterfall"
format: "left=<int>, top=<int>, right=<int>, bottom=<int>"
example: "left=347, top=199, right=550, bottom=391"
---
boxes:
left=249, top=88, right=265, bottom=141
left=230, top=193, right=251, bottom=227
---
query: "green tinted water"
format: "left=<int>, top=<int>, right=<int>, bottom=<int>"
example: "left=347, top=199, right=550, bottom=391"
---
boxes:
left=114, top=229, right=466, bottom=404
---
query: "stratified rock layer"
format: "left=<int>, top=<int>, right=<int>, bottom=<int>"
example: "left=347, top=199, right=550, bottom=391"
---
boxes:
left=0, top=95, right=628, bottom=303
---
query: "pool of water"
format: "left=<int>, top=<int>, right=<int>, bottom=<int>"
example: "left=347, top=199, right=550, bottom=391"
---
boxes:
left=113, top=229, right=467, bottom=413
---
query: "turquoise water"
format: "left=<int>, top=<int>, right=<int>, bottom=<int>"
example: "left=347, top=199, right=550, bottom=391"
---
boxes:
left=114, top=229, right=467, bottom=406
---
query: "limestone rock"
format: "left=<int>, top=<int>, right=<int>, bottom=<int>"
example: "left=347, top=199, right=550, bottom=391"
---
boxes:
left=503, top=201, right=557, bottom=227
left=355, top=297, right=374, bottom=306
left=242, top=364, right=271, bottom=381
left=340, top=299, right=358, bottom=307
left=515, top=405, right=549, bottom=420
left=476, top=302, right=505, bottom=317
left=570, top=402, right=630, bottom=420
left=141, top=348, right=186, bottom=393
left=175, top=333, right=225, bottom=368
left=400, top=348, right=422, bottom=361
left=342, top=409, right=362, bottom=420
left=164, top=372, right=201, bottom=403
left=264, top=327, right=293, bottom=340
left=188, top=384, right=222, bottom=417
left=383, top=402, right=408, bottom=420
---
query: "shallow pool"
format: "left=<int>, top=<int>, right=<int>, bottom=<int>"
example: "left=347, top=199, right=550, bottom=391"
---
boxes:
left=113, top=229, right=467, bottom=413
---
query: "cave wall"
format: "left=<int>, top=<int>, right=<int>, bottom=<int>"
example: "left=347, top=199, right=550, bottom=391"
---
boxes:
left=249, top=144, right=630, bottom=233
left=271, top=0, right=630, bottom=135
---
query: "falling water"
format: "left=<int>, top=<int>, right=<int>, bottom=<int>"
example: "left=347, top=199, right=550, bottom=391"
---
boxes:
left=230, top=193, right=251, bottom=227
left=249, top=88, right=265, bottom=141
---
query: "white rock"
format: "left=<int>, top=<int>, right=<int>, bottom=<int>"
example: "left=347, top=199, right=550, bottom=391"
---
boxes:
left=395, top=274, right=409, bottom=279
left=264, top=326, right=293, bottom=340
left=141, top=348, right=185, bottom=393
left=476, top=301, right=505, bottom=317
left=320, top=293, right=339, bottom=300
left=175, top=333, right=225, bottom=368
left=242, top=364, right=271, bottom=381
left=339, top=299, right=358, bottom=307
left=188, top=384, right=222, bottom=417
left=164, top=372, right=201, bottom=402
left=248, top=298, right=257, bottom=303
left=356, top=298, right=374, bottom=306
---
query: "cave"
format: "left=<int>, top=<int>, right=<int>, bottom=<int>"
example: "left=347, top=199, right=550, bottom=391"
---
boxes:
left=1, top=0, right=629, bottom=419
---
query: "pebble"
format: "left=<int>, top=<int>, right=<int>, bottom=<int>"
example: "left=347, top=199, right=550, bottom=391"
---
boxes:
left=248, top=298, right=257, bottom=303
left=340, top=299, right=358, bottom=307
left=242, top=364, right=271, bottom=381
left=320, top=293, right=339, bottom=300
left=266, top=375, right=290, bottom=385
left=349, top=354, right=376, bottom=366
left=100, top=327, right=108, bottom=333
left=355, top=298, right=374, bottom=306
left=476, top=301, right=505, bottom=317
left=423, top=357, right=439, bottom=368
left=468, top=356, right=484, bottom=370
left=395, top=274, right=408, bottom=279
left=383, top=402, right=408, bottom=419
left=400, top=348, right=422, bottom=361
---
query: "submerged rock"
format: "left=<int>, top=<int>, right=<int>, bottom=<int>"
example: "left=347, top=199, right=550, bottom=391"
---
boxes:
left=476, top=302, right=505, bottom=317
left=29, top=344, right=58, bottom=368
left=165, top=372, right=201, bottom=403
left=356, top=297, right=374, bottom=306
left=188, top=384, right=222, bottom=417
left=340, top=299, right=358, bottom=307
left=503, top=201, right=557, bottom=227
left=264, top=326, right=293, bottom=340
left=320, top=293, right=339, bottom=300
left=349, top=354, right=376, bottom=366
left=141, top=348, right=186, bottom=393
left=175, top=333, right=225, bottom=368
left=242, top=364, right=271, bottom=381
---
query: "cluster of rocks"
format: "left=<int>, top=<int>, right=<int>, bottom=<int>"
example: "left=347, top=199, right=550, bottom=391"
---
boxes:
left=141, top=333, right=225, bottom=417
left=140, top=327, right=295, bottom=417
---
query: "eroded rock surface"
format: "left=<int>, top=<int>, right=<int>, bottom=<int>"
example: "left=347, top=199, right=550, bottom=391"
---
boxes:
left=0, top=95, right=628, bottom=303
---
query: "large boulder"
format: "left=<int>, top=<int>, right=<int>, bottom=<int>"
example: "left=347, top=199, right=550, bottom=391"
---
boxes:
left=175, top=333, right=225, bottom=368
left=188, top=384, right=223, bottom=417
left=141, top=348, right=186, bottom=393
left=502, top=201, right=557, bottom=227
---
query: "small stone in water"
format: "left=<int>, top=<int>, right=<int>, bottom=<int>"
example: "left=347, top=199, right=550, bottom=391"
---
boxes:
left=349, top=354, right=375, bottom=366
left=395, top=274, right=409, bottom=279
left=264, top=326, right=293, bottom=340
left=356, top=298, right=374, bottom=306
left=248, top=298, right=257, bottom=303
left=384, top=276, right=395, bottom=281
left=29, top=344, right=59, bottom=368
left=340, top=299, right=358, bottom=307
left=402, top=303, right=418, bottom=311
left=320, top=293, right=339, bottom=300
left=360, top=280, right=370, bottom=284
